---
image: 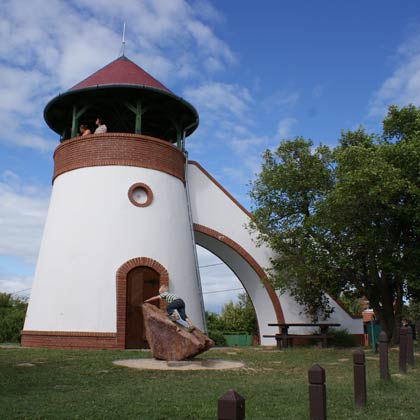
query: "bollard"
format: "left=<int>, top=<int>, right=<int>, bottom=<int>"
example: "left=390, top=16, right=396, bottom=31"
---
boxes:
left=353, top=349, right=367, bottom=407
left=399, top=327, right=408, bottom=374
left=218, top=389, right=245, bottom=420
left=407, top=325, right=415, bottom=367
left=308, top=364, right=326, bottom=420
left=416, top=321, right=420, bottom=351
left=378, top=331, right=390, bottom=381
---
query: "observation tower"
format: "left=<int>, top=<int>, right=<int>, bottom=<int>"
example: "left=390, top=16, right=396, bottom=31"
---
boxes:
left=22, top=56, right=204, bottom=349
left=22, top=56, right=363, bottom=349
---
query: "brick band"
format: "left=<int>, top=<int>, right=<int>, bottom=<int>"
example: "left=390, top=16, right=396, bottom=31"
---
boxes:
left=193, top=223, right=285, bottom=324
left=22, top=257, right=169, bottom=350
left=21, top=331, right=117, bottom=349
left=53, top=133, right=185, bottom=183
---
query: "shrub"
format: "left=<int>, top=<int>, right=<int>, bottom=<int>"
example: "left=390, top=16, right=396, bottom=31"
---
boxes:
left=0, top=293, right=28, bottom=343
left=329, top=328, right=356, bottom=347
left=207, top=329, right=226, bottom=346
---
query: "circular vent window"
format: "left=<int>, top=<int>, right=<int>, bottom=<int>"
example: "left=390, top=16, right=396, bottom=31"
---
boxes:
left=128, top=183, right=153, bottom=207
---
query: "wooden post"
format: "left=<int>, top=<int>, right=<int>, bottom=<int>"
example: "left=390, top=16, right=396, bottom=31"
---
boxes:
left=218, top=389, right=245, bottom=420
left=416, top=320, right=420, bottom=352
left=407, top=325, right=415, bottom=367
left=379, top=331, right=390, bottom=381
left=308, top=364, right=326, bottom=420
left=399, top=326, right=408, bottom=374
left=353, top=349, right=366, bottom=407
left=281, top=325, right=289, bottom=349
left=275, top=334, right=282, bottom=350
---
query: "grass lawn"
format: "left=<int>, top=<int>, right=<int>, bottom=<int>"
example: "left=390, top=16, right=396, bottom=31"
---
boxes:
left=0, top=344, right=419, bottom=419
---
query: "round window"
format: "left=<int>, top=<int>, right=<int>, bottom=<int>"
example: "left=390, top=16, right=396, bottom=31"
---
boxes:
left=128, top=183, right=153, bottom=207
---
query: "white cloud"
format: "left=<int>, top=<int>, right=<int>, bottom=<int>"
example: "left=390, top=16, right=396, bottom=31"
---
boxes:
left=263, top=89, right=300, bottom=111
left=369, top=33, right=420, bottom=118
left=229, top=136, right=266, bottom=154
left=276, top=117, right=298, bottom=138
left=197, top=245, right=244, bottom=313
left=0, top=0, right=234, bottom=152
left=184, top=82, right=252, bottom=119
left=312, top=84, right=326, bottom=98
left=0, top=275, right=33, bottom=297
left=0, top=172, right=50, bottom=264
left=190, top=0, right=225, bottom=24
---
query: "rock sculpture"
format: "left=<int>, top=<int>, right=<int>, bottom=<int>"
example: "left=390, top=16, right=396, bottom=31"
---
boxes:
left=142, top=303, right=214, bottom=361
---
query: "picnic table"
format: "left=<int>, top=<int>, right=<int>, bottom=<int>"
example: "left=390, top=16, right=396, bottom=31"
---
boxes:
left=264, top=323, right=341, bottom=349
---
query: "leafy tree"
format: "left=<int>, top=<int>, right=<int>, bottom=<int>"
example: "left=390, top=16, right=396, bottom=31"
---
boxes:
left=249, top=105, right=420, bottom=341
left=338, top=293, right=363, bottom=317
left=205, top=293, right=258, bottom=344
left=205, top=311, right=226, bottom=346
left=0, top=293, right=28, bottom=342
left=220, top=293, right=258, bottom=336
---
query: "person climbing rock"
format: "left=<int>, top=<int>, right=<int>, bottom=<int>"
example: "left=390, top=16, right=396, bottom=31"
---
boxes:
left=144, top=285, right=195, bottom=332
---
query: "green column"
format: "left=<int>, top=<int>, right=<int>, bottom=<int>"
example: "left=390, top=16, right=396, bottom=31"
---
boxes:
left=71, top=106, right=78, bottom=138
left=71, top=105, right=89, bottom=138
left=135, top=100, right=142, bottom=134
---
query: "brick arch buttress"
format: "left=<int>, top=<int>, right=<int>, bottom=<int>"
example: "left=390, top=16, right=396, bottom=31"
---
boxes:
left=193, top=224, right=284, bottom=325
left=116, top=257, right=169, bottom=349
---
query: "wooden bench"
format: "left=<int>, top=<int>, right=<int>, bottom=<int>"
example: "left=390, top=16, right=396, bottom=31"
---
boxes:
left=265, top=323, right=341, bottom=349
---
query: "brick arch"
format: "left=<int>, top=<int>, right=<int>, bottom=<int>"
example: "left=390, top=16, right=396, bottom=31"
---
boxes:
left=193, top=224, right=284, bottom=324
left=116, top=257, right=169, bottom=348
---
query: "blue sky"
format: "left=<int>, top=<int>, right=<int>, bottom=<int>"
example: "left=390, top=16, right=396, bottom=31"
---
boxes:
left=1, top=0, right=420, bottom=312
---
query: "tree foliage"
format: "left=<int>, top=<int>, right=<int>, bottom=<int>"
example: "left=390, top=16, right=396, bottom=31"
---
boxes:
left=249, top=105, right=420, bottom=341
left=0, top=293, right=28, bottom=342
left=205, top=292, right=258, bottom=345
left=220, top=292, right=258, bottom=336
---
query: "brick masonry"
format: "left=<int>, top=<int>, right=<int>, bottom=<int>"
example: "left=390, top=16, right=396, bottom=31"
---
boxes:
left=21, top=257, right=169, bottom=350
left=53, top=133, right=185, bottom=183
left=20, top=331, right=117, bottom=349
left=193, top=223, right=285, bottom=324
left=128, top=182, right=154, bottom=207
left=115, top=257, right=169, bottom=349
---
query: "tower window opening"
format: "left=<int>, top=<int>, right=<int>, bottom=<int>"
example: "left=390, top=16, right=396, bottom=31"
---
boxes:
left=128, top=183, right=153, bottom=207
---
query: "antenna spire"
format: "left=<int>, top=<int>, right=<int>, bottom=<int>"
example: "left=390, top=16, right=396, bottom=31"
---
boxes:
left=119, top=22, right=126, bottom=57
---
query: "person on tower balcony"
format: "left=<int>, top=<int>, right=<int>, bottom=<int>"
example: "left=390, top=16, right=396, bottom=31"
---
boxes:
left=144, top=285, right=195, bottom=332
left=79, top=124, right=92, bottom=136
left=94, top=117, right=107, bottom=134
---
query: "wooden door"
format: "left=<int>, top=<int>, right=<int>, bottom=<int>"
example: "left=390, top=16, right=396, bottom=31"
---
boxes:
left=126, top=266, right=160, bottom=348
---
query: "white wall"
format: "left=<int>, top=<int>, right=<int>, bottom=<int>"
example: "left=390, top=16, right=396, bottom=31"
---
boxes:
left=24, top=165, right=205, bottom=332
left=187, top=162, right=363, bottom=343
left=25, top=160, right=362, bottom=343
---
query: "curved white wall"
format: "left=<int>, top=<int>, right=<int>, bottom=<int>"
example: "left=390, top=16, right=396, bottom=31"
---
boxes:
left=24, top=165, right=205, bottom=332
left=187, top=162, right=363, bottom=343
left=25, top=160, right=362, bottom=345
left=195, top=232, right=279, bottom=345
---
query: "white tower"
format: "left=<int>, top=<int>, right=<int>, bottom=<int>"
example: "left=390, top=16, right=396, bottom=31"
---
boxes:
left=22, top=56, right=364, bottom=349
left=22, top=56, right=205, bottom=349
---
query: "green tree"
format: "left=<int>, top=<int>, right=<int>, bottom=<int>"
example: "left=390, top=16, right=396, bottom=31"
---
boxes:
left=205, top=311, right=227, bottom=346
left=249, top=137, right=336, bottom=320
left=0, top=293, right=28, bottom=342
left=220, top=293, right=258, bottom=336
left=249, top=105, right=420, bottom=341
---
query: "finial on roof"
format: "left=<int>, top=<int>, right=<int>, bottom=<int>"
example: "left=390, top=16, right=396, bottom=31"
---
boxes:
left=119, top=21, right=126, bottom=57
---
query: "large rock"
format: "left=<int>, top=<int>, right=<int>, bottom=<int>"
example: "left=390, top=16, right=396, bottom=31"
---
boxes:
left=142, top=303, right=214, bottom=361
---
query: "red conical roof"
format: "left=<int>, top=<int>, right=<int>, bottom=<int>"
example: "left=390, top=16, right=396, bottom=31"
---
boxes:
left=70, top=55, right=171, bottom=93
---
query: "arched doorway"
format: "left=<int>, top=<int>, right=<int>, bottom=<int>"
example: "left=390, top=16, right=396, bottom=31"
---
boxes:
left=116, top=257, right=169, bottom=349
left=126, top=266, right=160, bottom=348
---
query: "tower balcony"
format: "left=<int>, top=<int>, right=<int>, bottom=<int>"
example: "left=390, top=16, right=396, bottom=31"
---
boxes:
left=52, top=133, right=186, bottom=184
